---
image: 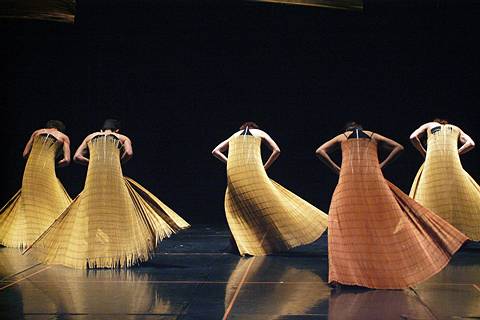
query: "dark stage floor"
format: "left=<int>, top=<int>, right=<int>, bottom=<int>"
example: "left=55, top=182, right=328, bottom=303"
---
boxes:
left=0, top=226, right=479, bottom=319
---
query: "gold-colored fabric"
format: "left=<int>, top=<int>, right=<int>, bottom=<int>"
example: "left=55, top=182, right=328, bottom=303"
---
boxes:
left=410, top=125, right=480, bottom=240
left=225, top=135, right=328, bottom=256
left=328, top=138, right=467, bottom=289
left=28, top=135, right=189, bottom=269
left=0, top=135, right=71, bottom=248
left=0, top=0, right=76, bottom=23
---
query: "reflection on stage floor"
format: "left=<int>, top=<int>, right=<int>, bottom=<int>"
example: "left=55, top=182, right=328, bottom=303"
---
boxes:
left=1, top=226, right=479, bottom=319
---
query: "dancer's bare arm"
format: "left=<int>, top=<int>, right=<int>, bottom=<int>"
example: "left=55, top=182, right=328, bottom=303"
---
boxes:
left=375, top=133, right=404, bottom=169
left=458, top=129, right=475, bottom=155
left=212, top=138, right=230, bottom=164
left=119, top=135, right=133, bottom=163
left=73, top=133, right=97, bottom=165
left=316, top=135, right=342, bottom=175
left=57, top=134, right=71, bottom=167
left=22, top=130, right=40, bottom=158
left=255, top=130, right=281, bottom=170
left=409, top=123, right=431, bottom=158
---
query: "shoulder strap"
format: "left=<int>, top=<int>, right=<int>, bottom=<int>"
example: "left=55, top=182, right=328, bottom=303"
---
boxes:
left=241, top=127, right=253, bottom=136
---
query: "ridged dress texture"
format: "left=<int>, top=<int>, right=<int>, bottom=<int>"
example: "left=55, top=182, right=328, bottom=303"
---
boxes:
left=225, top=135, right=328, bottom=256
left=0, top=134, right=71, bottom=248
left=328, top=137, right=467, bottom=289
left=410, top=125, right=480, bottom=240
left=28, top=135, right=189, bottom=269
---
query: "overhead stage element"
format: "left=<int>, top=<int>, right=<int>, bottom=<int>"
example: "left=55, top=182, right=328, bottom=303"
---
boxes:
left=0, top=0, right=76, bottom=23
left=248, top=0, right=363, bottom=11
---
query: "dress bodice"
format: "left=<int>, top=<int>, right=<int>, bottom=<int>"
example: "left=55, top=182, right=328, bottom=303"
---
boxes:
left=340, top=138, right=380, bottom=176
left=426, top=124, right=460, bottom=151
left=227, top=135, right=262, bottom=169
left=25, top=134, right=62, bottom=172
left=87, top=134, right=122, bottom=162
left=30, top=134, right=60, bottom=157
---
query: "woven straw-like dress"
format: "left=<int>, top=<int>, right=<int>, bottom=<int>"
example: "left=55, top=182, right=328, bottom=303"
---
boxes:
left=225, top=134, right=328, bottom=256
left=328, top=135, right=467, bottom=289
left=410, top=124, right=480, bottom=240
left=0, top=134, right=71, bottom=248
left=27, top=134, right=189, bottom=268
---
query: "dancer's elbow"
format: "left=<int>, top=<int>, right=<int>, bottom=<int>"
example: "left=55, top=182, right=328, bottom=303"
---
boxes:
left=73, top=154, right=84, bottom=163
left=315, top=148, right=325, bottom=158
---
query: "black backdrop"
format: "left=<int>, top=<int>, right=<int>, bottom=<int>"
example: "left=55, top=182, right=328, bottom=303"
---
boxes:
left=2, top=0, right=479, bottom=224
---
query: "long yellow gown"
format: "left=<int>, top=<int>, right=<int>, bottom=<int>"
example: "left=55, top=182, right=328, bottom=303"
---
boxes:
left=0, top=134, right=71, bottom=248
left=27, top=134, right=189, bottom=269
left=225, top=135, right=328, bottom=256
left=410, top=124, right=480, bottom=241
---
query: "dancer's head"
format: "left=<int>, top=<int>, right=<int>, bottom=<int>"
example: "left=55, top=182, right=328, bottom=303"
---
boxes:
left=45, top=120, right=66, bottom=133
left=433, top=118, right=448, bottom=125
left=344, top=121, right=363, bottom=132
left=239, top=121, right=260, bottom=130
left=102, top=119, right=121, bottom=132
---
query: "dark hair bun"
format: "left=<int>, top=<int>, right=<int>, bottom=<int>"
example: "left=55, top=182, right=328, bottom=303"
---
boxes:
left=45, top=120, right=66, bottom=133
left=239, top=121, right=260, bottom=130
left=102, top=119, right=121, bottom=131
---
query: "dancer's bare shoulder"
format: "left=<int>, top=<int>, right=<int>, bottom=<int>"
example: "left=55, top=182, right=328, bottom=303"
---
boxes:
left=249, top=129, right=268, bottom=139
left=116, top=133, right=131, bottom=145
left=32, top=128, right=69, bottom=144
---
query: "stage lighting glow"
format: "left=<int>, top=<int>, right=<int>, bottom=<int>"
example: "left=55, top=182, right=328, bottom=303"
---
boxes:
left=248, top=0, right=363, bottom=11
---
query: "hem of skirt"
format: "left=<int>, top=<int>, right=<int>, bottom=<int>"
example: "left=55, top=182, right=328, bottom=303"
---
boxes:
left=329, top=237, right=467, bottom=289
left=238, top=226, right=328, bottom=256
left=30, top=226, right=191, bottom=269
left=36, top=251, right=156, bottom=269
left=0, top=240, right=29, bottom=249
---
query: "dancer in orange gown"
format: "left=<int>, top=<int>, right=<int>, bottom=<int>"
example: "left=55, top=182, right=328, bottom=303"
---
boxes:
left=316, top=121, right=467, bottom=289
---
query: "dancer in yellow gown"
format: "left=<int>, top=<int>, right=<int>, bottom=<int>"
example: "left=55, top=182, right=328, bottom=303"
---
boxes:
left=212, top=122, right=328, bottom=256
left=26, top=119, right=190, bottom=268
left=410, top=118, right=479, bottom=240
left=0, top=120, right=72, bottom=248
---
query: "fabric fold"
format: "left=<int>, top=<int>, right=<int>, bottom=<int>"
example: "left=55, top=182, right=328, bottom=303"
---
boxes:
left=0, top=135, right=71, bottom=248
left=225, top=135, right=328, bottom=256
left=26, top=134, right=189, bottom=268
left=328, top=138, right=467, bottom=289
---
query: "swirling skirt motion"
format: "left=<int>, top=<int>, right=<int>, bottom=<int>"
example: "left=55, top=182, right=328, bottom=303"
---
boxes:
left=225, top=135, right=328, bottom=256
left=28, top=177, right=189, bottom=269
left=0, top=135, right=71, bottom=248
left=329, top=139, right=467, bottom=289
left=410, top=125, right=480, bottom=240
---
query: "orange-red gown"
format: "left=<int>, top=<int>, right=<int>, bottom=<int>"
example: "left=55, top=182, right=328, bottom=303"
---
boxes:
left=328, top=137, right=467, bottom=289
